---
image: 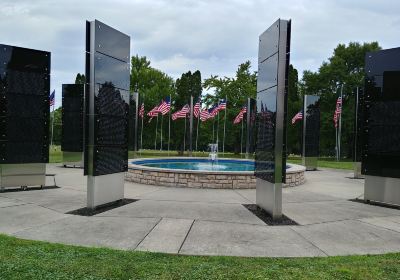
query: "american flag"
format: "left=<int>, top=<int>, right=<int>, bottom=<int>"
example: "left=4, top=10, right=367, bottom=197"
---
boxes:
left=291, top=110, right=303, bottom=125
left=172, top=104, right=190, bottom=121
left=49, top=90, right=55, bottom=107
left=233, top=106, right=247, bottom=124
left=193, top=98, right=201, bottom=118
left=147, top=104, right=160, bottom=123
left=333, top=97, right=342, bottom=128
left=216, top=99, right=226, bottom=112
left=158, top=96, right=171, bottom=115
left=200, top=108, right=210, bottom=122
left=208, top=105, right=219, bottom=119
left=139, top=103, right=145, bottom=118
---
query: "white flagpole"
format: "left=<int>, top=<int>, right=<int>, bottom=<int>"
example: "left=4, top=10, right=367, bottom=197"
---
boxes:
left=183, top=116, right=187, bottom=153
left=168, top=94, right=171, bottom=155
left=240, top=118, right=244, bottom=155
left=338, top=84, right=344, bottom=160
left=222, top=96, right=227, bottom=155
left=154, top=114, right=158, bottom=151
left=195, top=113, right=200, bottom=151
left=216, top=113, right=219, bottom=152
left=212, top=118, right=215, bottom=143
left=160, top=115, right=163, bottom=151
left=50, top=103, right=55, bottom=147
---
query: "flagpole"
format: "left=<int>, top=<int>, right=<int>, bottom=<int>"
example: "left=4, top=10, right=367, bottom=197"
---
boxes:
left=183, top=117, right=187, bottom=154
left=140, top=96, right=144, bottom=153
left=50, top=102, right=55, bottom=148
left=189, top=96, right=193, bottom=156
left=240, top=118, right=244, bottom=155
left=216, top=113, right=219, bottom=152
left=195, top=113, right=200, bottom=151
left=212, top=118, right=215, bottom=143
left=168, top=94, right=171, bottom=155
left=160, top=115, right=163, bottom=151
left=154, top=114, right=158, bottom=151
left=222, top=96, right=227, bottom=156
left=338, top=84, right=344, bottom=161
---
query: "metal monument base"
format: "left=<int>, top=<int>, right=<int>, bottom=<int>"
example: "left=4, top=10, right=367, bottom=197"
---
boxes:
left=256, top=178, right=282, bottom=220
left=0, top=163, right=46, bottom=191
left=364, top=175, right=400, bottom=207
left=63, top=151, right=84, bottom=168
left=87, top=172, right=125, bottom=209
left=353, top=162, right=364, bottom=178
left=302, top=156, right=318, bottom=171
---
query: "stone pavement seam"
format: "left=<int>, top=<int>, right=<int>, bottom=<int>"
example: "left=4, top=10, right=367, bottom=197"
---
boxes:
left=289, top=226, right=329, bottom=256
left=0, top=202, right=30, bottom=209
left=134, top=217, right=163, bottom=250
left=135, top=198, right=249, bottom=205
left=357, top=218, right=400, bottom=234
left=178, top=219, right=196, bottom=254
left=232, top=189, right=254, bottom=204
left=11, top=215, right=72, bottom=236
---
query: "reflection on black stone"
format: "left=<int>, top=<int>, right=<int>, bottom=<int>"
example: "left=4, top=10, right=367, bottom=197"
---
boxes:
left=0, top=44, right=50, bottom=163
left=304, top=96, right=320, bottom=158
left=362, top=47, right=400, bottom=178
left=62, top=84, right=84, bottom=152
left=92, top=82, right=129, bottom=175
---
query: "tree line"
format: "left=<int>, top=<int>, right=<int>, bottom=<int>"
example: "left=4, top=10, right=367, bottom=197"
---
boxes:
left=52, top=41, right=380, bottom=158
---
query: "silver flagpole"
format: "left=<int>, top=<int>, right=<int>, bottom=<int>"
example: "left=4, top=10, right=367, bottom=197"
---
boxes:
left=50, top=102, right=55, bottom=147
left=212, top=118, right=215, bottom=143
left=195, top=113, right=200, bottom=151
left=160, top=115, right=163, bottom=151
left=189, top=96, right=194, bottom=156
left=168, top=94, right=171, bottom=155
left=154, top=114, right=158, bottom=151
left=222, top=96, right=227, bottom=155
left=240, top=117, right=244, bottom=155
left=216, top=113, right=219, bottom=152
left=338, top=84, right=344, bottom=160
left=335, top=127, right=338, bottom=161
left=183, top=116, right=187, bottom=153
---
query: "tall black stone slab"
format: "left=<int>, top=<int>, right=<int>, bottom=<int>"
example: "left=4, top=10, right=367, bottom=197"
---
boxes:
left=0, top=44, right=50, bottom=189
left=302, top=95, right=320, bottom=171
left=353, top=87, right=364, bottom=178
left=362, top=47, right=400, bottom=206
left=62, top=84, right=84, bottom=166
left=128, top=93, right=139, bottom=151
left=85, top=20, right=130, bottom=209
left=255, top=19, right=291, bottom=219
left=245, top=97, right=257, bottom=157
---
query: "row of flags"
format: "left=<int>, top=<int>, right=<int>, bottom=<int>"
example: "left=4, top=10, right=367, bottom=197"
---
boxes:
left=291, top=96, right=343, bottom=127
left=140, top=98, right=245, bottom=123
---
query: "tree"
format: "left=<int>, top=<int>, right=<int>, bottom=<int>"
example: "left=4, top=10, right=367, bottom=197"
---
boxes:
left=75, top=73, right=85, bottom=84
left=130, top=55, right=175, bottom=150
left=300, top=42, right=381, bottom=157
left=203, top=61, right=257, bottom=153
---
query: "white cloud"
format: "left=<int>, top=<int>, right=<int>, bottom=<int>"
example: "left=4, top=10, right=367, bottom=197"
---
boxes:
left=0, top=0, right=399, bottom=108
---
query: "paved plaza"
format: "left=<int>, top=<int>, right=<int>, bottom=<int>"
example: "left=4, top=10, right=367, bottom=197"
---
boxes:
left=1, top=164, right=400, bottom=257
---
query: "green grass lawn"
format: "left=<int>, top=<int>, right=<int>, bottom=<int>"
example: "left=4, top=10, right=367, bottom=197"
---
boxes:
left=50, top=147, right=354, bottom=170
left=0, top=234, right=399, bottom=280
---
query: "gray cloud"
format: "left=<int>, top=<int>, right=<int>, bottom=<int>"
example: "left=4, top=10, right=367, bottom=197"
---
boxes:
left=1, top=0, right=399, bottom=107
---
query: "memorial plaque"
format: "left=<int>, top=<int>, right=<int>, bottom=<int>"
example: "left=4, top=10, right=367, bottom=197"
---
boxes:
left=0, top=44, right=50, bottom=163
left=303, top=95, right=320, bottom=161
left=362, top=48, right=400, bottom=178
left=255, top=19, right=291, bottom=219
left=84, top=20, right=130, bottom=176
left=62, top=84, right=84, bottom=152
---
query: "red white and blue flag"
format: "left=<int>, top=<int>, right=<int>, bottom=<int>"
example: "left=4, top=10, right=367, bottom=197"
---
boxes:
left=147, top=104, right=160, bottom=123
left=233, top=106, right=247, bottom=124
left=139, top=103, right=145, bottom=118
left=157, top=96, right=171, bottom=115
left=291, top=110, right=303, bottom=125
left=49, top=90, right=55, bottom=107
left=193, top=98, right=201, bottom=118
left=216, top=99, right=226, bottom=112
left=333, top=97, right=342, bottom=128
left=172, top=104, right=190, bottom=121
left=208, top=105, right=219, bottom=119
left=200, top=108, right=210, bottom=122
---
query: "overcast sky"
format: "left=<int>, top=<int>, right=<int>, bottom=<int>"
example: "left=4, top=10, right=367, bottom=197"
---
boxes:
left=1, top=0, right=399, bottom=108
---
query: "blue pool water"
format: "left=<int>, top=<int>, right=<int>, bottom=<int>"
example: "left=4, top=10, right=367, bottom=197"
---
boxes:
left=132, top=158, right=255, bottom=172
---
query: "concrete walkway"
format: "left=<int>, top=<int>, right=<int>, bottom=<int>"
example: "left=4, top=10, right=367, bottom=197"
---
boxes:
left=1, top=164, right=400, bottom=257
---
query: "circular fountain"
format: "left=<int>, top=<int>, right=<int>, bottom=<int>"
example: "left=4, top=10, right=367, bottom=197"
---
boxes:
left=126, top=157, right=305, bottom=189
